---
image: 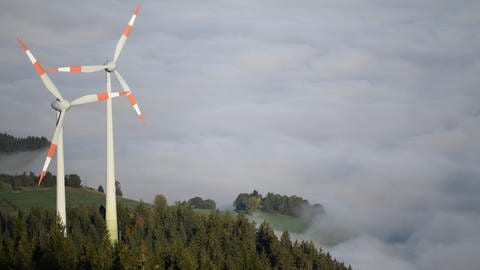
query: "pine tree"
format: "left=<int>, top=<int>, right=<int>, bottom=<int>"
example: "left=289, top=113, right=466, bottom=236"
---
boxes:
left=256, top=222, right=280, bottom=268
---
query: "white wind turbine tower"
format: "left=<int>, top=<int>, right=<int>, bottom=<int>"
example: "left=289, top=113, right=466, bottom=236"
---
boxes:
left=49, top=4, right=144, bottom=243
left=17, top=38, right=130, bottom=235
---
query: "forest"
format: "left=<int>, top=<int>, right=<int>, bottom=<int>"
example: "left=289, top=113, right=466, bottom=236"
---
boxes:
left=0, top=172, right=81, bottom=189
left=0, top=133, right=49, bottom=153
left=187, top=196, right=216, bottom=210
left=233, top=190, right=324, bottom=220
left=0, top=197, right=351, bottom=269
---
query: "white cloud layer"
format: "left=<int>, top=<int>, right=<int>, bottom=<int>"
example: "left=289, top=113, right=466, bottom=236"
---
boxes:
left=1, top=0, right=480, bottom=269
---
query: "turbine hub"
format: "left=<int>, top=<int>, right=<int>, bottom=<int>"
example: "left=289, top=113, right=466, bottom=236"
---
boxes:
left=51, top=99, right=70, bottom=111
left=105, top=62, right=116, bottom=73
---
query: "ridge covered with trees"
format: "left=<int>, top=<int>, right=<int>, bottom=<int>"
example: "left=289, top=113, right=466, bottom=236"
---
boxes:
left=187, top=196, right=216, bottom=209
left=0, top=133, right=49, bottom=153
left=234, top=190, right=324, bottom=220
left=0, top=172, right=82, bottom=190
left=0, top=199, right=350, bottom=269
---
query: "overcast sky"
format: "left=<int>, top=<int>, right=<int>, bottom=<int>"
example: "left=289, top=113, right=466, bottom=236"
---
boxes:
left=1, top=0, right=480, bottom=269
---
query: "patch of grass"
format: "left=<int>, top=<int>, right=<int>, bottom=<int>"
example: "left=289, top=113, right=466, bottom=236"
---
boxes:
left=193, top=209, right=310, bottom=233
left=192, top=208, right=213, bottom=216
left=251, top=211, right=310, bottom=233
left=0, top=188, right=56, bottom=211
left=193, top=208, right=239, bottom=218
left=0, top=187, right=143, bottom=212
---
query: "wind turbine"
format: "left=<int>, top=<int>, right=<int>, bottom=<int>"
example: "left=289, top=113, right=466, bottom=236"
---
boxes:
left=17, top=38, right=130, bottom=235
left=49, top=4, right=144, bottom=243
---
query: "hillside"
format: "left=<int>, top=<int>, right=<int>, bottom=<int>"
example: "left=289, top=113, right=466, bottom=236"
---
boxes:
left=0, top=179, right=349, bottom=268
left=0, top=197, right=350, bottom=269
left=251, top=211, right=310, bottom=233
left=0, top=188, right=311, bottom=234
left=0, top=187, right=142, bottom=212
left=194, top=209, right=310, bottom=234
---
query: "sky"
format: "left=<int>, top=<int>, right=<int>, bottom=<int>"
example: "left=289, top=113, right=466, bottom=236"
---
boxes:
left=1, top=0, right=480, bottom=269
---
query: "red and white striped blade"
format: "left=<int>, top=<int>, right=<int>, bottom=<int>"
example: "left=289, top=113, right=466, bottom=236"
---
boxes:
left=113, top=4, right=140, bottom=63
left=38, top=111, right=66, bottom=186
left=49, top=65, right=107, bottom=73
left=113, top=70, right=145, bottom=124
left=17, top=38, right=64, bottom=101
left=70, top=90, right=131, bottom=106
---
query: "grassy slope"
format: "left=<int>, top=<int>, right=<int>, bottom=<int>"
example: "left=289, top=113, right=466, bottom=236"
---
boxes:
left=193, top=208, right=239, bottom=218
left=251, top=211, right=309, bottom=233
left=0, top=187, right=142, bottom=212
left=193, top=209, right=310, bottom=234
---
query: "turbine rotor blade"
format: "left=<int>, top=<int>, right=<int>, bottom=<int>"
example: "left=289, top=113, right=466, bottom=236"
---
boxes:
left=49, top=65, right=107, bottom=73
left=113, top=4, right=140, bottom=63
left=17, top=38, right=64, bottom=101
left=113, top=70, right=145, bottom=123
left=38, top=111, right=66, bottom=186
left=70, top=91, right=131, bottom=106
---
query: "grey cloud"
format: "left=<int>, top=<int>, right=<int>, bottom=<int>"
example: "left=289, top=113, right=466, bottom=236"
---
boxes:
left=2, top=0, right=480, bottom=269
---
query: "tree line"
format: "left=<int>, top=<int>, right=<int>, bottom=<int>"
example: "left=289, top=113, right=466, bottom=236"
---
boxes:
left=0, top=172, right=123, bottom=197
left=0, top=172, right=81, bottom=190
left=187, top=196, right=216, bottom=210
left=0, top=196, right=351, bottom=270
left=234, top=190, right=324, bottom=219
left=0, top=133, right=49, bottom=153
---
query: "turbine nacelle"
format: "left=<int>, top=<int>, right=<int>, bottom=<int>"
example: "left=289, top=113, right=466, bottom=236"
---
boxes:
left=51, top=99, right=71, bottom=111
left=104, top=61, right=117, bottom=73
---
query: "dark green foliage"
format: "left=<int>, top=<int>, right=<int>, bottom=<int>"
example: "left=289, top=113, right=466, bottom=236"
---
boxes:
left=0, top=202, right=350, bottom=269
left=0, top=172, right=49, bottom=190
left=234, top=190, right=325, bottom=219
left=98, top=185, right=104, bottom=193
left=0, top=172, right=84, bottom=190
left=0, top=132, right=49, bottom=153
left=187, top=196, right=216, bottom=209
left=0, top=172, right=92, bottom=196
left=233, top=190, right=263, bottom=213
left=65, top=174, right=82, bottom=188
left=256, top=222, right=280, bottom=267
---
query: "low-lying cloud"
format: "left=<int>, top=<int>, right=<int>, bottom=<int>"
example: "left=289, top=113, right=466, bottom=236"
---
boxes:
left=1, top=0, right=480, bottom=269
